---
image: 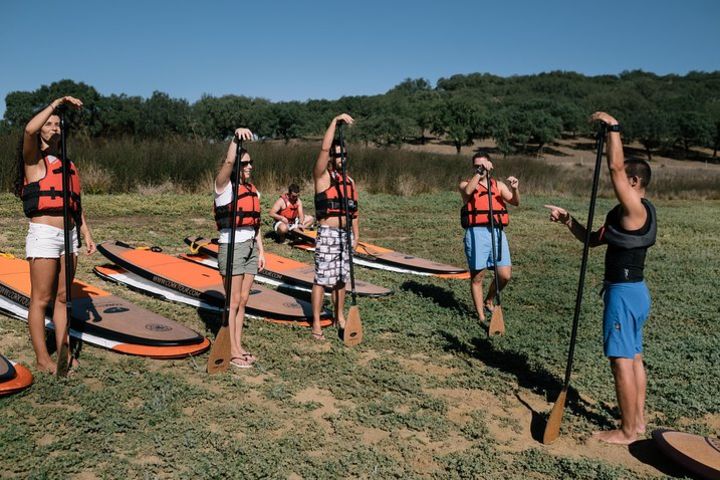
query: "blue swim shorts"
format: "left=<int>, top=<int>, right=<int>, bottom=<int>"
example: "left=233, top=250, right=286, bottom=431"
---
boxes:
left=602, top=281, right=651, bottom=359
left=463, top=226, right=511, bottom=272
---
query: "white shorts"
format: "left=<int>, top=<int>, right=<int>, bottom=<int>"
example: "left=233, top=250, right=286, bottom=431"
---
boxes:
left=273, top=219, right=299, bottom=232
left=26, top=223, right=79, bottom=259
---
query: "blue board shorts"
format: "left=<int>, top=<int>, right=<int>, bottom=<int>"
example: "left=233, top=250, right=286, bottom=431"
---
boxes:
left=602, top=281, right=651, bottom=359
left=464, top=226, right=511, bottom=272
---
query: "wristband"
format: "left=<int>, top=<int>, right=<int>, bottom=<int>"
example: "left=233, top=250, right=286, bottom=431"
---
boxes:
left=607, top=124, right=622, bottom=133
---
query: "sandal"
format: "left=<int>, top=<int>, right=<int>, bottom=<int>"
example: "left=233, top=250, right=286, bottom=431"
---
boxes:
left=240, top=352, right=257, bottom=364
left=230, top=357, right=253, bottom=369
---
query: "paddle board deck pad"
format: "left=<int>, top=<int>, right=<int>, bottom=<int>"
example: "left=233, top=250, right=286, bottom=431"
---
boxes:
left=94, top=264, right=331, bottom=328
left=286, top=230, right=469, bottom=279
left=97, top=241, right=332, bottom=325
left=0, top=256, right=209, bottom=358
left=653, top=429, right=720, bottom=480
left=0, top=357, right=33, bottom=397
left=184, top=236, right=393, bottom=297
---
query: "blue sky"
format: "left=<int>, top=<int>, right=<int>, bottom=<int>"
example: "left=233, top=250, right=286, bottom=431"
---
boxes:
left=2, top=0, right=719, bottom=117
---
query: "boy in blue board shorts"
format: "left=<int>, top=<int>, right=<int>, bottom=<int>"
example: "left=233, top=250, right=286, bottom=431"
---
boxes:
left=545, top=111, right=656, bottom=445
left=459, top=151, right=520, bottom=322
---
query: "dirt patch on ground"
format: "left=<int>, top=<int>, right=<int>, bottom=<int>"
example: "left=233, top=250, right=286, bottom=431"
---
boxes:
left=426, top=387, right=669, bottom=478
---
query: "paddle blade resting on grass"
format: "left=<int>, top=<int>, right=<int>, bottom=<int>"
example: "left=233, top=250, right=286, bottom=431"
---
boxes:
left=206, top=326, right=231, bottom=374
left=343, top=306, right=363, bottom=347
left=56, top=339, right=70, bottom=377
left=543, top=388, right=568, bottom=444
left=488, top=306, right=505, bottom=336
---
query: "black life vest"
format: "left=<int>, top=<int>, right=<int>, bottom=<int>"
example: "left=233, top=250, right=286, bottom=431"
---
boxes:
left=599, top=198, right=657, bottom=283
left=315, top=171, right=358, bottom=221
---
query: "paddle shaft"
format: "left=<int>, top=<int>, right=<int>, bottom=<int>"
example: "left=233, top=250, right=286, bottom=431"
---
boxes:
left=338, top=124, right=358, bottom=305
left=559, top=125, right=606, bottom=388
left=486, top=173, right=502, bottom=307
left=221, top=136, right=244, bottom=325
left=57, top=108, right=74, bottom=377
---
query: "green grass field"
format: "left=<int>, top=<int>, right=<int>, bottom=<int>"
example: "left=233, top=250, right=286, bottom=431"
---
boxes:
left=0, top=190, right=718, bottom=479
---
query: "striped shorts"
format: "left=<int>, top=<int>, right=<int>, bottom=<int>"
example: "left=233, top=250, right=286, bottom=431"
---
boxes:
left=314, top=226, right=354, bottom=287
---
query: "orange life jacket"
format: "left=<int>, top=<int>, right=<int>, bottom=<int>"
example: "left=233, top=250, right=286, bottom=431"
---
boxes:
left=278, top=193, right=299, bottom=221
left=461, top=179, right=509, bottom=228
left=315, top=171, right=358, bottom=221
left=214, top=182, right=261, bottom=230
left=21, top=155, right=82, bottom=220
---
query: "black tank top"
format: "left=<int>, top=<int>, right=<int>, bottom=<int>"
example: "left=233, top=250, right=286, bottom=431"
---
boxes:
left=601, top=199, right=657, bottom=283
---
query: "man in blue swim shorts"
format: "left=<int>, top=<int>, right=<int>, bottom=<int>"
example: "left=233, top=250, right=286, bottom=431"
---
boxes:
left=545, top=111, right=657, bottom=445
left=459, top=151, right=520, bottom=323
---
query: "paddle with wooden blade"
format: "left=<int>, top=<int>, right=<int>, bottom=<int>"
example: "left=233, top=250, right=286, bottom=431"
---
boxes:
left=207, top=134, right=244, bottom=374
left=542, top=124, right=607, bottom=444
left=486, top=171, right=505, bottom=336
left=338, top=123, right=362, bottom=346
left=56, top=106, right=74, bottom=378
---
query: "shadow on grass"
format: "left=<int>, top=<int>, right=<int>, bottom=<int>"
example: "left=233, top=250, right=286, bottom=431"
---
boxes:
left=628, top=439, right=698, bottom=479
left=400, top=280, right=470, bottom=317
left=439, top=331, right=616, bottom=438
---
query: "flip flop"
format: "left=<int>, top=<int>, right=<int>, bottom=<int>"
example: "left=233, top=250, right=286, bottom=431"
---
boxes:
left=311, top=332, right=326, bottom=341
left=230, top=357, right=253, bottom=369
left=241, top=353, right=257, bottom=364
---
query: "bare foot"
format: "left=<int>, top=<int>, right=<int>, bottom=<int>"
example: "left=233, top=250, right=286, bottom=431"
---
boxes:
left=592, top=429, right=637, bottom=445
left=637, top=424, right=646, bottom=434
left=478, top=311, right=486, bottom=322
left=336, top=317, right=347, bottom=330
left=311, top=331, right=326, bottom=341
left=35, top=361, right=56, bottom=374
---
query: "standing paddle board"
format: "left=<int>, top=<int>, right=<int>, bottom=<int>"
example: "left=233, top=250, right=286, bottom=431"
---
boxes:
left=0, top=355, right=33, bottom=396
left=287, top=230, right=469, bottom=279
left=184, top=236, right=393, bottom=297
left=97, top=241, right=332, bottom=325
left=0, top=256, right=210, bottom=358
left=653, top=429, right=720, bottom=480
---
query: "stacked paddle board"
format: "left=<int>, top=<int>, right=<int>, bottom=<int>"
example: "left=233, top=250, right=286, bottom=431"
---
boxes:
left=96, top=241, right=332, bottom=327
left=0, top=354, right=32, bottom=396
left=0, top=255, right=209, bottom=359
left=287, top=229, right=469, bottom=279
left=184, top=236, right=393, bottom=297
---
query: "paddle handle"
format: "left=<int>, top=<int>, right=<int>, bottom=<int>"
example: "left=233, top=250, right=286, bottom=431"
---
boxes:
left=338, top=124, right=358, bottom=305
left=222, top=135, right=244, bottom=323
left=486, top=173, right=502, bottom=306
left=56, top=108, right=73, bottom=377
left=561, top=124, right=606, bottom=387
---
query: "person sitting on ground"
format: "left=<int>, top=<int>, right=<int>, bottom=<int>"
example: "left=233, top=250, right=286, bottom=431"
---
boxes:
left=269, top=183, right=315, bottom=242
left=310, top=113, right=358, bottom=341
left=459, top=151, right=519, bottom=323
left=15, top=95, right=97, bottom=374
left=545, top=111, right=657, bottom=445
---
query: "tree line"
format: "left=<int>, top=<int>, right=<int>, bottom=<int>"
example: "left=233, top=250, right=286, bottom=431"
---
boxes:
left=3, top=71, right=720, bottom=159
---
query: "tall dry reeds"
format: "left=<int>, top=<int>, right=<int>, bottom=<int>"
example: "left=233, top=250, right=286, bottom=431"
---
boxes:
left=1, top=132, right=719, bottom=199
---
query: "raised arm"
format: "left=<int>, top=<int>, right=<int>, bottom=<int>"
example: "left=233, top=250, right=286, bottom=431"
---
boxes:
left=590, top=112, right=646, bottom=229
left=215, top=128, right=253, bottom=192
left=314, top=113, right=354, bottom=181
left=23, top=96, right=83, bottom=164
